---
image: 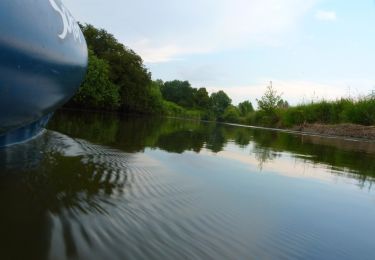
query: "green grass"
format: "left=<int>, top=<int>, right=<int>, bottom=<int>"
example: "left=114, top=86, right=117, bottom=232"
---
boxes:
left=243, top=95, right=375, bottom=128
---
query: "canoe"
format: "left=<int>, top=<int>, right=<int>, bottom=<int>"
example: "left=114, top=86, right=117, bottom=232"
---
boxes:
left=0, top=0, right=88, bottom=147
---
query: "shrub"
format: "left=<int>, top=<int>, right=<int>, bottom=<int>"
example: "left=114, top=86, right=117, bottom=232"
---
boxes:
left=223, top=106, right=240, bottom=123
left=281, top=108, right=305, bottom=127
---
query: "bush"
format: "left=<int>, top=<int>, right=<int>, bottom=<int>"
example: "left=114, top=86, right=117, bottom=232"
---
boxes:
left=223, top=106, right=240, bottom=123
left=251, top=110, right=279, bottom=127
left=343, top=97, right=375, bottom=125
left=71, top=49, right=121, bottom=110
left=275, top=97, right=375, bottom=127
left=281, top=108, right=305, bottom=127
left=162, top=101, right=201, bottom=119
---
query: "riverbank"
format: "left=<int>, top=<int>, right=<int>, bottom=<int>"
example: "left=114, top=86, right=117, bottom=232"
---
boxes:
left=291, top=123, right=375, bottom=141
left=59, top=108, right=375, bottom=142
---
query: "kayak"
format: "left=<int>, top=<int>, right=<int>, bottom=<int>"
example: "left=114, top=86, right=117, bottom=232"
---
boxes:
left=0, top=0, right=88, bottom=147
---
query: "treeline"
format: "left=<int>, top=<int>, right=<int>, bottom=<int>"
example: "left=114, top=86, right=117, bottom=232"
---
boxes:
left=65, top=24, right=244, bottom=121
left=66, top=24, right=161, bottom=114
left=156, top=79, right=256, bottom=121
left=67, top=24, right=375, bottom=127
left=156, top=81, right=375, bottom=127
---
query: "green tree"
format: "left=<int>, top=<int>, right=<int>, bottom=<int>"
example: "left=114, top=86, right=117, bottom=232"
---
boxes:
left=72, top=49, right=120, bottom=110
left=210, top=90, right=232, bottom=120
left=277, top=99, right=289, bottom=109
left=257, top=82, right=282, bottom=113
left=238, top=100, right=254, bottom=116
left=80, top=24, right=152, bottom=113
left=154, top=79, right=164, bottom=88
left=161, top=80, right=195, bottom=108
left=223, top=106, right=240, bottom=123
left=194, top=87, right=211, bottom=109
left=142, top=81, right=165, bottom=114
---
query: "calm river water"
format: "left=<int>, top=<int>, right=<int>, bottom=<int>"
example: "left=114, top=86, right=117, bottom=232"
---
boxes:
left=1, top=110, right=375, bottom=260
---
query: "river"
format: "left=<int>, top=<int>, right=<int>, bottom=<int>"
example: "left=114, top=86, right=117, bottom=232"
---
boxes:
left=0, top=110, right=374, bottom=260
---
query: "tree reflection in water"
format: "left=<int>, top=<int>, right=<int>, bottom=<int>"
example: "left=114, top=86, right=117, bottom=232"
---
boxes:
left=49, top=110, right=375, bottom=183
left=1, top=110, right=375, bottom=259
left=0, top=131, right=129, bottom=260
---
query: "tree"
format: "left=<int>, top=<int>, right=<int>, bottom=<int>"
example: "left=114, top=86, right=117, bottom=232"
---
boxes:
left=80, top=24, right=152, bottom=113
left=72, top=49, right=120, bottom=110
left=257, top=81, right=282, bottom=113
left=238, top=100, right=254, bottom=116
left=154, top=79, right=164, bottom=88
left=194, top=87, right=211, bottom=109
left=142, top=81, right=165, bottom=114
left=223, top=106, right=240, bottom=123
left=161, top=80, right=195, bottom=108
left=210, top=90, right=232, bottom=120
left=277, top=99, right=289, bottom=109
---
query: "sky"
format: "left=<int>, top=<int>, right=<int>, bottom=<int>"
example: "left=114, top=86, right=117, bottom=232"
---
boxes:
left=63, top=0, right=375, bottom=105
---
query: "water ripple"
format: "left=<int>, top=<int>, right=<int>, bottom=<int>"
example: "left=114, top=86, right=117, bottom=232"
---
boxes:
left=1, top=128, right=375, bottom=260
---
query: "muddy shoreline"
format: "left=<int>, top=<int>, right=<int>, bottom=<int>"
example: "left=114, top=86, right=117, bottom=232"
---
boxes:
left=291, top=123, right=375, bottom=141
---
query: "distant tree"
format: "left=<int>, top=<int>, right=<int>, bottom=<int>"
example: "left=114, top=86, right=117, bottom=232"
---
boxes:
left=210, top=90, right=232, bottom=120
left=238, top=100, right=254, bottom=116
left=72, top=49, right=120, bottom=110
left=257, top=81, right=282, bottom=113
left=154, top=79, right=164, bottom=88
left=277, top=99, right=289, bottom=109
left=161, top=80, right=195, bottom=108
left=194, top=87, right=211, bottom=109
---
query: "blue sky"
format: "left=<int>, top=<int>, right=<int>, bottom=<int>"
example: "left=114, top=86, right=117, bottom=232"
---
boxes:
left=64, top=0, right=375, bottom=105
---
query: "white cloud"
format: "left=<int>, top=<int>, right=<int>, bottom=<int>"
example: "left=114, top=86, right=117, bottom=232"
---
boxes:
left=130, top=39, right=210, bottom=63
left=132, top=43, right=185, bottom=63
left=63, top=0, right=318, bottom=63
left=315, top=10, right=337, bottom=21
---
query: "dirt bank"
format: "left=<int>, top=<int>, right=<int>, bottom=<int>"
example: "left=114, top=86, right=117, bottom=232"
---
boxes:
left=291, top=123, right=375, bottom=141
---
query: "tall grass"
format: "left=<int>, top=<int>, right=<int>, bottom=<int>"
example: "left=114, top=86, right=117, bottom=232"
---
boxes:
left=165, top=92, right=375, bottom=128
left=279, top=96, right=375, bottom=127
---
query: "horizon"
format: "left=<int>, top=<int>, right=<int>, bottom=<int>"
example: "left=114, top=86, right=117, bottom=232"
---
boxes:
left=64, top=0, right=375, bottom=105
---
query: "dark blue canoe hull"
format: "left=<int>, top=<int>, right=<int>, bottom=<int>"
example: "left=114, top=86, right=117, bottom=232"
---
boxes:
left=0, top=0, right=88, bottom=147
left=0, top=113, right=52, bottom=148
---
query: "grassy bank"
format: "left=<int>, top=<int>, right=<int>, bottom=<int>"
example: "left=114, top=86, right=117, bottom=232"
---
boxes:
left=236, top=96, right=375, bottom=128
left=280, top=97, right=375, bottom=127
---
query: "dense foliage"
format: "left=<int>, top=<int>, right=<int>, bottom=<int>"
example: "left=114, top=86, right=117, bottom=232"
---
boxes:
left=279, top=97, right=375, bottom=127
left=67, top=24, right=374, bottom=128
left=65, top=24, right=153, bottom=113
left=66, top=24, right=234, bottom=120
left=159, top=80, right=234, bottom=121
left=210, top=91, right=232, bottom=120
left=238, top=101, right=254, bottom=116
left=161, top=80, right=195, bottom=108
left=68, top=50, right=121, bottom=110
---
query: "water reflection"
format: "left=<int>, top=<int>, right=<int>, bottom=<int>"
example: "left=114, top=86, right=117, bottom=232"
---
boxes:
left=49, top=110, right=375, bottom=183
left=0, top=110, right=374, bottom=259
left=0, top=131, right=129, bottom=259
